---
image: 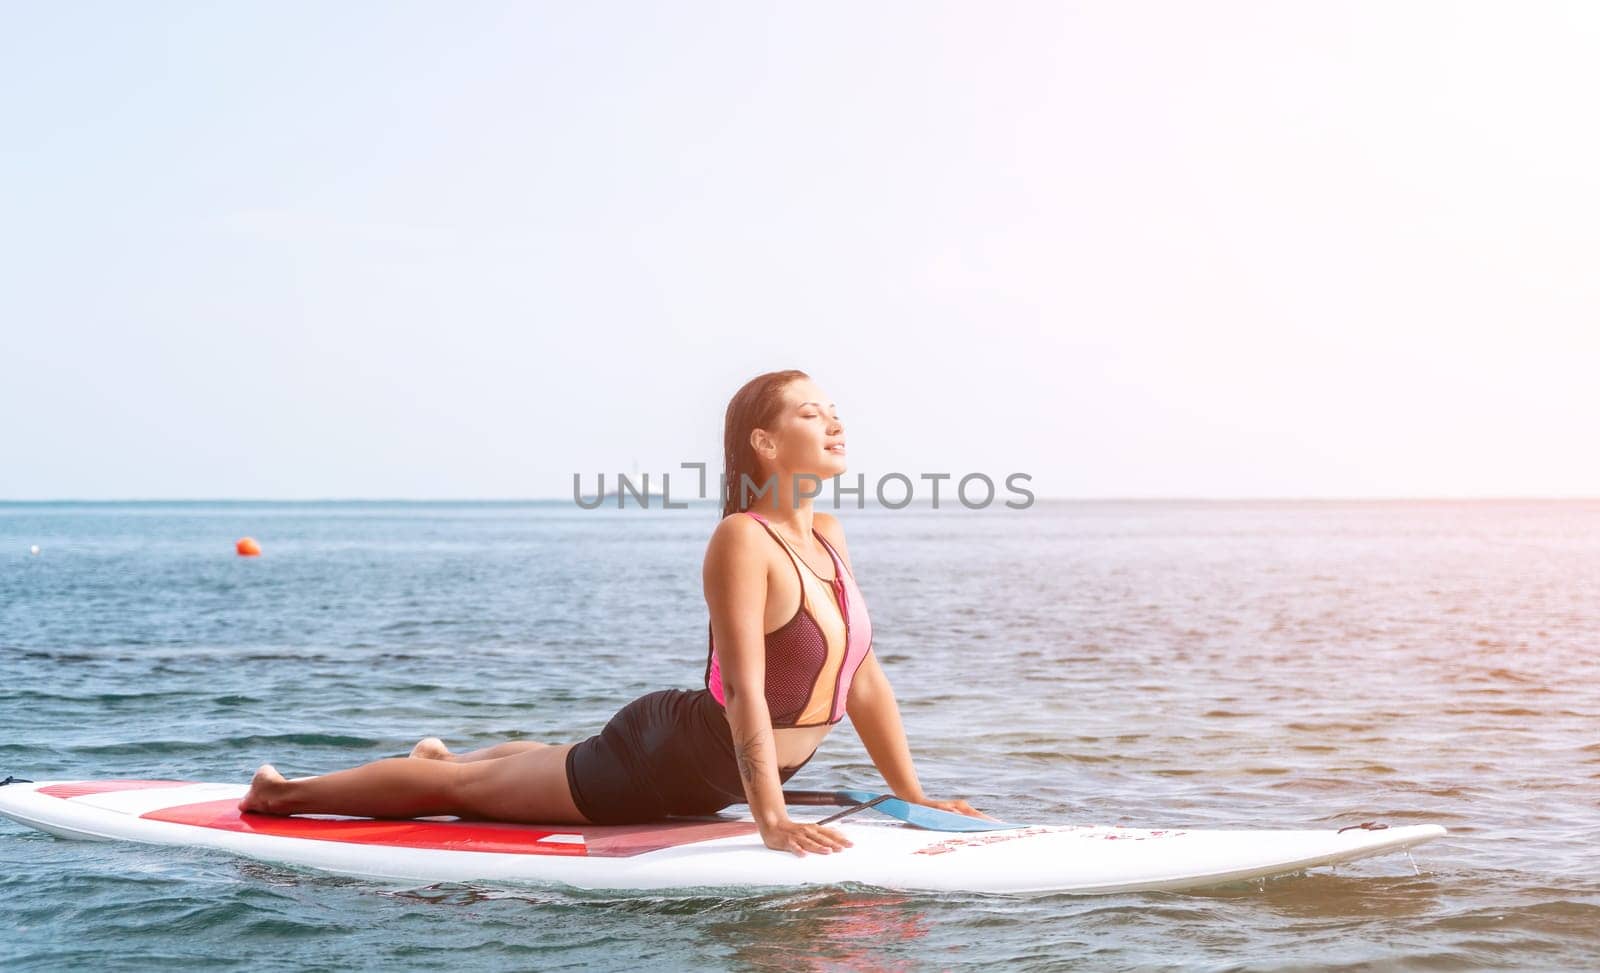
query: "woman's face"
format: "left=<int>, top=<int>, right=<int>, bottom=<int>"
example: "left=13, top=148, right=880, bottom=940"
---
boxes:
left=756, top=380, right=847, bottom=482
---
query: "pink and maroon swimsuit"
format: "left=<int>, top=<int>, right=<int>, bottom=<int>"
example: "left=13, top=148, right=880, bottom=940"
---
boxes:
left=705, top=511, right=875, bottom=727
left=563, top=511, right=874, bottom=824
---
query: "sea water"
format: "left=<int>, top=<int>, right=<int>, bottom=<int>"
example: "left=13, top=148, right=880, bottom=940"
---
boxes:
left=2, top=500, right=1597, bottom=970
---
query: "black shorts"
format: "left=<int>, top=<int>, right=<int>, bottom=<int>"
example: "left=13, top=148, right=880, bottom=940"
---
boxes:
left=563, top=688, right=814, bottom=825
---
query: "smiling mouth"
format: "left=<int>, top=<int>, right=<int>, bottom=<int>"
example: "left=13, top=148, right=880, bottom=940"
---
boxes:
left=825, top=444, right=846, bottom=454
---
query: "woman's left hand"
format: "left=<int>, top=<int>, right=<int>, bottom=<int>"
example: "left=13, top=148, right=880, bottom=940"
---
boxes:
left=913, top=796, right=998, bottom=820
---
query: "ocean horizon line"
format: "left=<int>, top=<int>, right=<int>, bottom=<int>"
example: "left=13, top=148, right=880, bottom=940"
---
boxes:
left=1, top=495, right=1596, bottom=506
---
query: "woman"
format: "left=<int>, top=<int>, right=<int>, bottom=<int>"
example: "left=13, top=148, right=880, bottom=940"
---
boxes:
left=239, top=369, right=988, bottom=856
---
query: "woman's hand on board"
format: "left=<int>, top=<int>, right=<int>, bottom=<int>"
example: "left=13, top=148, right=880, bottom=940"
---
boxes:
left=913, top=796, right=998, bottom=820
left=760, top=818, right=853, bottom=857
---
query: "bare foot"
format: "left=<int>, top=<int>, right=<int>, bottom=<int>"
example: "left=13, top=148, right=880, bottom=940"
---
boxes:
left=238, top=764, right=289, bottom=814
left=409, top=737, right=454, bottom=761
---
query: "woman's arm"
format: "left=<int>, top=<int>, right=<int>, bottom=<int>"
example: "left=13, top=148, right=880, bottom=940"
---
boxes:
left=704, top=516, right=851, bottom=855
left=844, top=652, right=926, bottom=802
left=846, top=651, right=993, bottom=819
left=820, top=514, right=989, bottom=818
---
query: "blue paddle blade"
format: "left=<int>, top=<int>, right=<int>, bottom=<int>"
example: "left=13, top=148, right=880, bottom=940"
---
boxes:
left=833, top=789, right=1024, bottom=832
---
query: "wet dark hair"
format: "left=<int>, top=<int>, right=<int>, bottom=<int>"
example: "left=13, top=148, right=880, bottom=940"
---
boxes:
left=721, top=369, right=809, bottom=518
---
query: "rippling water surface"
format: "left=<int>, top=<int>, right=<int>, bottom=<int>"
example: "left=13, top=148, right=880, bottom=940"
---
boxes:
left=2, top=500, right=1597, bottom=970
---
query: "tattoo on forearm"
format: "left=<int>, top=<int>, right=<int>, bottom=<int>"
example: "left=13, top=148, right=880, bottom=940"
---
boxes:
left=735, top=731, right=767, bottom=786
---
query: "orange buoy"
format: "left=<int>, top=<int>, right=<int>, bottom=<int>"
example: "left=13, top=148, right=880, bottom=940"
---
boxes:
left=236, top=537, right=261, bottom=557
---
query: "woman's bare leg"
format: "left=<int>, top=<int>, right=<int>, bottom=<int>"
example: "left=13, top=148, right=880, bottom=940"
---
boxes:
left=239, top=743, right=588, bottom=824
left=454, top=741, right=551, bottom=763
left=409, top=737, right=453, bottom=760
left=409, top=737, right=551, bottom=764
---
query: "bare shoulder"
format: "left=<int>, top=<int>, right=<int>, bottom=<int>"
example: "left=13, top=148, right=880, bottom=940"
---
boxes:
left=704, top=512, right=771, bottom=570
left=704, top=517, right=770, bottom=620
left=812, top=512, right=857, bottom=574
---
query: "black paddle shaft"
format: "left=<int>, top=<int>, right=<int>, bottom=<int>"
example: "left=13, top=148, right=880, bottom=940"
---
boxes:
left=773, top=789, right=896, bottom=824
left=778, top=789, right=855, bottom=807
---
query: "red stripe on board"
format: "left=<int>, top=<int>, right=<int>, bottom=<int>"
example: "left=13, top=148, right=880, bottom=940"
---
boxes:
left=137, top=799, right=762, bottom=858
left=141, top=799, right=591, bottom=857
left=40, top=780, right=190, bottom=799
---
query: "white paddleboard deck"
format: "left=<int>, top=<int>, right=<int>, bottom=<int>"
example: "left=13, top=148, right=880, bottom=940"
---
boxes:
left=0, top=780, right=1447, bottom=895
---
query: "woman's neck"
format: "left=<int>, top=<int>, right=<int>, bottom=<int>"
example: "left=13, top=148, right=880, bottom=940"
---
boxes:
left=744, top=470, right=817, bottom=538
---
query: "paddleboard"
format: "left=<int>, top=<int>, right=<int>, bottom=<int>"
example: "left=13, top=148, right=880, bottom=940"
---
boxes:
left=0, top=779, right=1446, bottom=895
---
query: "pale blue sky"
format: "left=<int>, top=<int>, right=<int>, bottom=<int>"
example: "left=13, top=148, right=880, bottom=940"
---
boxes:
left=3, top=2, right=1596, bottom=500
